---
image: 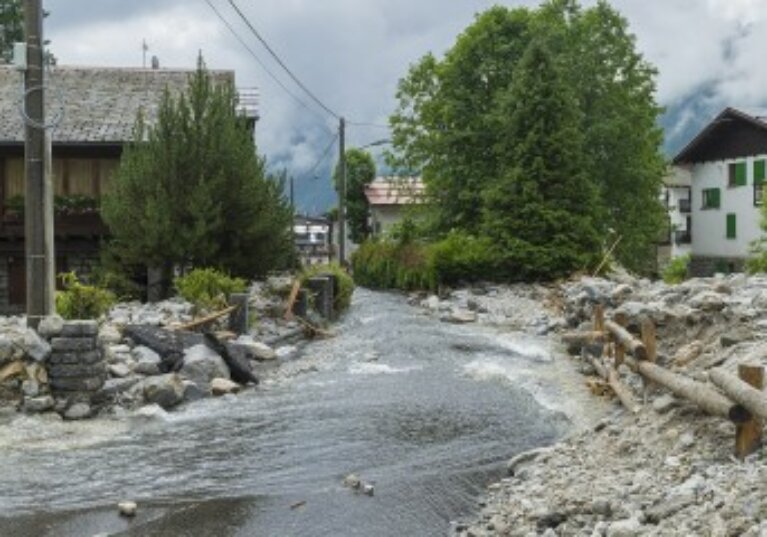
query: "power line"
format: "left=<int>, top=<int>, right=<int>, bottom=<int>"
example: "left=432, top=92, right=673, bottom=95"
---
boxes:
left=304, top=133, right=339, bottom=180
left=346, top=121, right=390, bottom=129
left=227, top=0, right=340, bottom=120
left=203, top=0, right=333, bottom=135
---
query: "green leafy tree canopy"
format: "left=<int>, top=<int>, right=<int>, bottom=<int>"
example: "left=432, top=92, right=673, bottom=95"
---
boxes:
left=334, top=148, right=376, bottom=243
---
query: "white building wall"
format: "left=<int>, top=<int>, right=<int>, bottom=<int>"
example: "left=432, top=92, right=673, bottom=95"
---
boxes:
left=666, top=186, right=692, bottom=259
left=690, top=155, right=765, bottom=258
left=370, top=205, right=406, bottom=236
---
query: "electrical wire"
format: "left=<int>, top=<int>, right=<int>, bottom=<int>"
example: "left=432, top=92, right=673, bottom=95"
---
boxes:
left=304, top=133, right=338, bottom=180
left=203, top=0, right=333, bottom=135
left=346, top=121, right=390, bottom=129
left=227, top=0, right=340, bottom=120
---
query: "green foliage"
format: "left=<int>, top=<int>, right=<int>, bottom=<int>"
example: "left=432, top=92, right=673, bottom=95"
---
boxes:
left=351, top=240, right=436, bottom=291
left=334, top=149, right=376, bottom=243
left=481, top=38, right=601, bottom=280
left=174, top=268, right=247, bottom=311
left=55, top=272, right=116, bottom=320
left=429, top=231, right=499, bottom=285
left=0, top=1, right=55, bottom=64
left=102, top=55, right=294, bottom=288
left=662, top=254, right=690, bottom=284
left=89, top=267, right=143, bottom=302
left=300, top=262, right=355, bottom=312
left=389, top=0, right=666, bottom=276
left=5, top=194, right=99, bottom=216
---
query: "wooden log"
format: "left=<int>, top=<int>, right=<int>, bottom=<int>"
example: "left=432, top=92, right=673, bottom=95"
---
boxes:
left=709, top=366, right=767, bottom=421
left=735, top=366, right=763, bottom=459
left=641, top=319, right=657, bottom=364
left=562, top=331, right=606, bottom=345
left=593, top=358, right=639, bottom=413
left=605, top=320, right=647, bottom=361
left=175, top=305, right=237, bottom=332
left=624, top=356, right=733, bottom=418
left=589, top=355, right=640, bottom=413
left=284, top=280, right=302, bottom=321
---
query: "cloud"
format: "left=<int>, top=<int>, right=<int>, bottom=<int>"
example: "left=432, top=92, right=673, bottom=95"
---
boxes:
left=41, top=0, right=767, bottom=211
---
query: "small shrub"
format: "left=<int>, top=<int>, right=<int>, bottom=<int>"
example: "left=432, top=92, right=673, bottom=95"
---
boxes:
left=174, top=268, right=247, bottom=311
left=351, top=239, right=436, bottom=291
left=90, top=266, right=143, bottom=301
left=300, top=262, right=355, bottom=312
left=662, top=254, right=690, bottom=284
left=428, top=231, right=499, bottom=285
left=56, top=272, right=116, bottom=320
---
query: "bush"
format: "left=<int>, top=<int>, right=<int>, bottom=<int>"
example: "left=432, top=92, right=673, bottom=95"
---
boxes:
left=56, top=272, right=116, bottom=320
left=174, top=268, right=247, bottom=311
left=662, top=254, right=690, bottom=284
left=89, top=266, right=144, bottom=302
left=351, top=239, right=436, bottom=291
left=300, top=262, right=355, bottom=312
left=429, top=231, right=499, bottom=285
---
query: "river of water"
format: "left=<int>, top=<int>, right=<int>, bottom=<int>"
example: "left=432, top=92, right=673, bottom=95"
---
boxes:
left=0, top=289, right=584, bottom=536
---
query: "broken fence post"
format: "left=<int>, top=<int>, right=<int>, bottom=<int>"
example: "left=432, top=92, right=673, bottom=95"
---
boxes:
left=228, top=293, right=249, bottom=335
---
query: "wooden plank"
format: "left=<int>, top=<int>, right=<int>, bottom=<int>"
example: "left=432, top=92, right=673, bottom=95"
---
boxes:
left=624, top=356, right=734, bottom=418
left=593, top=304, right=605, bottom=333
left=641, top=319, right=657, bottom=364
left=284, top=280, right=302, bottom=321
left=175, top=305, right=237, bottom=332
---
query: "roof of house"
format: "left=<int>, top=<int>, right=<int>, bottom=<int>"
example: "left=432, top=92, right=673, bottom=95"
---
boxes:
left=365, top=177, right=425, bottom=206
left=673, top=107, right=767, bottom=165
left=0, top=65, right=239, bottom=145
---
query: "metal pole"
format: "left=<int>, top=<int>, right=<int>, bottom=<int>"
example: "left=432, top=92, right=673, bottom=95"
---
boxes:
left=24, top=0, right=55, bottom=328
left=338, top=117, right=346, bottom=264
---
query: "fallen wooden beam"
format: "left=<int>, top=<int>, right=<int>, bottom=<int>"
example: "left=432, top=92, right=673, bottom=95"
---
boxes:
left=284, top=280, right=302, bottom=321
left=589, top=355, right=640, bottom=413
left=624, top=356, right=733, bottom=418
left=175, top=305, right=237, bottom=332
left=710, top=367, right=767, bottom=422
left=562, top=331, right=606, bottom=345
left=605, top=320, right=647, bottom=361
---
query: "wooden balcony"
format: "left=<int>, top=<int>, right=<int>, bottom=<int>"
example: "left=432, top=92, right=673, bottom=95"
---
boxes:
left=0, top=210, right=108, bottom=239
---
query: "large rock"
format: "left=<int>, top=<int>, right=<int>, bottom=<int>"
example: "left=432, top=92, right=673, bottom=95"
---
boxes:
left=210, top=377, right=241, bottom=396
left=132, top=346, right=162, bottom=376
left=98, top=325, right=122, bottom=347
left=64, top=402, right=92, bottom=420
left=0, top=335, right=15, bottom=365
left=123, top=325, right=202, bottom=372
left=689, top=291, right=726, bottom=312
left=235, top=336, right=277, bottom=361
left=23, top=395, right=54, bottom=413
left=142, top=373, right=184, bottom=409
left=37, top=315, right=64, bottom=338
left=179, top=344, right=230, bottom=386
left=202, top=332, right=258, bottom=385
left=24, top=329, right=51, bottom=362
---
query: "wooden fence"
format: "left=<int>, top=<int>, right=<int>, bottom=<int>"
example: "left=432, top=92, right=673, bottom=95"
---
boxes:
left=563, top=304, right=766, bottom=460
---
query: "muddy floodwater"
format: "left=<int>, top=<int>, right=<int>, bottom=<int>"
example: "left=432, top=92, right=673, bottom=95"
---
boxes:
left=0, top=289, right=587, bottom=536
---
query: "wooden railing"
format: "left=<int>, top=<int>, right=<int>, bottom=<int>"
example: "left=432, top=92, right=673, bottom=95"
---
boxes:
left=564, top=305, right=766, bottom=460
left=0, top=211, right=108, bottom=238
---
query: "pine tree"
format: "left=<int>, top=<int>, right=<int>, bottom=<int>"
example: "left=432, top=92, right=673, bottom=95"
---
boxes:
left=102, top=56, right=294, bottom=290
left=334, top=148, right=376, bottom=243
left=481, top=40, right=601, bottom=280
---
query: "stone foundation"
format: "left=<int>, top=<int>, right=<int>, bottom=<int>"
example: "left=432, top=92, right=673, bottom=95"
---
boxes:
left=42, top=320, right=106, bottom=405
left=689, top=256, right=745, bottom=277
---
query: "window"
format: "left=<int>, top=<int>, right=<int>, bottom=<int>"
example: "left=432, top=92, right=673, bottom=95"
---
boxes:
left=756, top=184, right=764, bottom=207
left=728, top=162, right=747, bottom=187
left=726, top=213, right=737, bottom=240
left=702, top=188, right=721, bottom=209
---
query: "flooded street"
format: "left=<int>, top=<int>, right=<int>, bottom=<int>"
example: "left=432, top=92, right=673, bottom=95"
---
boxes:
left=0, top=289, right=588, bottom=536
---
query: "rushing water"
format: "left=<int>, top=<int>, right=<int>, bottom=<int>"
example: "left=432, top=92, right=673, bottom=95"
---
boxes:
left=0, top=289, right=577, bottom=537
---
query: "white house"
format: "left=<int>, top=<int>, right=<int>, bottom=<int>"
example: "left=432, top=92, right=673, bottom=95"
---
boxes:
left=364, top=177, right=425, bottom=236
left=294, top=215, right=331, bottom=267
left=658, top=167, right=692, bottom=267
left=673, top=107, right=767, bottom=276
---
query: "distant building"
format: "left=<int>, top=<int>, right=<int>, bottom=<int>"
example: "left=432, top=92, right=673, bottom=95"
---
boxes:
left=673, top=107, right=767, bottom=276
left=364, top=177, right=425, bottom=237
left=294, top=215, right=331, bottom=267
left=0, top=65, right=257, bottom=312
left=658, top=166, right=692, bottom=268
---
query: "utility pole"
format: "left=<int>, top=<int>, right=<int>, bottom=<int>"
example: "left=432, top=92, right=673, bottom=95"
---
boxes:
left=24, top=0, right=55, bottom=328
left=338, top=117, right=346, bottom=264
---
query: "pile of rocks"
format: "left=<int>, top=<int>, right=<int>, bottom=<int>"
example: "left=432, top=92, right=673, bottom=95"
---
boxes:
left=457, top=272, right=767, bottom=536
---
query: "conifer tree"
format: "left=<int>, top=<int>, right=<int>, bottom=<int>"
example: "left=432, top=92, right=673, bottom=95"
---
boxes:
left=481, top=40, right=601, bottom=280
left=102, top=56, right=294, bottom=289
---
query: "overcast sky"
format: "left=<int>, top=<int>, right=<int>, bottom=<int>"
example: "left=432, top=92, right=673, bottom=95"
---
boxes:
left=44, top=0, right=767, bottom=212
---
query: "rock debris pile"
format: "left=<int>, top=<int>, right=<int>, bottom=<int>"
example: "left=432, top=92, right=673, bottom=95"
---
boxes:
left=456, top=272, right=767, bottom=537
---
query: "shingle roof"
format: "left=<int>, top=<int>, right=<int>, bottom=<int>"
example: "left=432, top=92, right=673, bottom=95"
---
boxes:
left=0, top=65, right=235, bottom=144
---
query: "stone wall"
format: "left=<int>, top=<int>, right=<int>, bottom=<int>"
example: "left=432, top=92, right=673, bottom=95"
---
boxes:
left=689, top=255, right=745, bottom=277
left=41, top=319, right=106, bottom=415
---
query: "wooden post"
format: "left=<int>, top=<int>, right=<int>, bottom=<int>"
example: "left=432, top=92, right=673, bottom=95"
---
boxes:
left=227, top=293, right=249, bottom=335
left=640, top=319, right=657, bottom=364
left=734, top=365, right=763, bottom=460
left=594, top=304, right=605, bottom=333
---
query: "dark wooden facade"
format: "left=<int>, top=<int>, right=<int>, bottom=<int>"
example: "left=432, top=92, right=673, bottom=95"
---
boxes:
left=674, top=108, right=767, bottom=165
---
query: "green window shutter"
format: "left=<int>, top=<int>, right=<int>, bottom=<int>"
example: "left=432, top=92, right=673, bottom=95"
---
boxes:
left=712, top=188, right=721, bottom=208
left=755, top=160, right=766, bottom=185
left=736, top=162, right=747, bottom=186
left=726, top=213, right=737, bottom=239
